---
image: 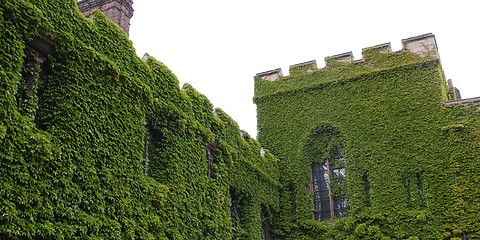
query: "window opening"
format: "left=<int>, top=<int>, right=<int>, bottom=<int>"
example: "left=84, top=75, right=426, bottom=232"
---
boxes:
left=230, top=189, right=242, bottom=233
left=312, top=162, right=331, bottom=221
left=416, top=172, right=426, bottom=207
left=402, top=174, right=412, bottom=208
left=17, top=48, right=44, bottom=122
left=262, top=219, right=272, bottom=240
left=311, top=150, right=347, bottom=221
left=403, top=171, right=426, bottom=209
left=143, top=125, right=151, bottom=176
left=261, top=206, right=272, bottom=240
left=331, top=151, right=347, bottom=218
left=206, top=144, right=214, bottom=180
left=307, top=126, right=347, bottom=221
left=143, top=124, right=162, bottom=176
left=16, top=37, right=54, bottom=129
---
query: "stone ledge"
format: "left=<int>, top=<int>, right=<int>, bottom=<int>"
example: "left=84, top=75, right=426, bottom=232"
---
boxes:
left=445, top=97, right=480, bottom=106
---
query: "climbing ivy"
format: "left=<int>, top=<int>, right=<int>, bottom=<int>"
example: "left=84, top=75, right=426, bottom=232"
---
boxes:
left=0, top=0, right=278, bottom=239
left=255, top=47, right=480, bottom=239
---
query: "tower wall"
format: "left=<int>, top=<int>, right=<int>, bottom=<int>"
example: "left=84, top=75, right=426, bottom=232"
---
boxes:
left=254, top=33, right=480, bottom=238
left=78, top=0, right=134, bottom=35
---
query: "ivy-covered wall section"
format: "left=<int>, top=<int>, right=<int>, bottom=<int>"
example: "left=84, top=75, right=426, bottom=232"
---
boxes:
left=255, top=37, right=480, bottom=239
left=0, top=0, right=279, bottom=239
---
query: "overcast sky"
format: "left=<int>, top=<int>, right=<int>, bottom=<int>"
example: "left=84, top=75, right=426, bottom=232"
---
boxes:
left=129, top=0, right=479, bottom=138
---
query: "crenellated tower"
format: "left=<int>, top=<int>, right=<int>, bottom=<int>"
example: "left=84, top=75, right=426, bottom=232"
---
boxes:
left=253, top=33, right=480, bottom=238
left=78, top=0, right=134, bottom=35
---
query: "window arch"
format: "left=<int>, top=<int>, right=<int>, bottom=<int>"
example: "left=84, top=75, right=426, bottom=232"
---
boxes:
left=307, top=126, right=347, bottom=221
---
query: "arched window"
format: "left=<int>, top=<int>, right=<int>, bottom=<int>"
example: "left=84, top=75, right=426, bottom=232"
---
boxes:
left=307, top=126, right=347, bottom=221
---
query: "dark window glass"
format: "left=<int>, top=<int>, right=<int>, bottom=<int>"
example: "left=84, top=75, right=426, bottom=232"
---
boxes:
left=312, top=162, right=331, bottom=221
left=206, top=145, right=214, bottom=180
left=311, top=150, right=347, bottom=221
left=230, top=189, right=242, bottom=236
left=261, top=207, right=273, bottom=240
left=262, top=220, right=272, bottom=240
left=334, top=197, right=348, bottom=218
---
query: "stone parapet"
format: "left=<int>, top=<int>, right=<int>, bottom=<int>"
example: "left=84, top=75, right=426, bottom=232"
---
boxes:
left=255, top=33, right=439, bottom=79
left=256, top=69, right=283, bottom=81
left=289, top=60, right=317, bottom=76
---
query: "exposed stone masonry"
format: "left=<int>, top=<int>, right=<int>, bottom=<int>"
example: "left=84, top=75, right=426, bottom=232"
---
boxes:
left=78, top=0, right=134, bottom=35
left=256, top=33, right=439, bottom=81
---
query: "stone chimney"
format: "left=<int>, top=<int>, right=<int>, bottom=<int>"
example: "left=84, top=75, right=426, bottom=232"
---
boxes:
left=78, top=0, right=134, bottom=35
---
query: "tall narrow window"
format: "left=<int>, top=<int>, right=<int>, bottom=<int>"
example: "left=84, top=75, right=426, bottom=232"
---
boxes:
left=143, top=124, right=163, bottom=177
left=230, top=189, right=242, bottom=235
left=311, top=153, right=347, bottom=220
left=307, top=126, right=347, bottom=221
left=312, top=162, right=331, bottom=221
left=16, top=37, right=55, bottom=129
left=17, top=47, right=46, bottom=124
left=416, top=172, right=426, bottom=207
left=331, top=151, right=347, bottom=218
left=206, top=144, right=214, bottom=180
left=403, top=171, right=426, bottom=209
left=143, top=126, right=150, bottom=176
left=261, top=207, right=273, bottom=240
left=402, top=175, right=412, bottom=208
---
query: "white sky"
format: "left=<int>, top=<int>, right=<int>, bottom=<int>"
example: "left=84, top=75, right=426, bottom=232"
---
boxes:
left=129, top=0, right=479, bottom=138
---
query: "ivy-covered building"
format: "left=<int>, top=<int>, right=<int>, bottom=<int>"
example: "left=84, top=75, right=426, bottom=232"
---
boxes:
left=1, top=0, right=278, bottom=239
left=1, top=0, right=479, bottom=239
left=254, top=34, right=480, bottom=239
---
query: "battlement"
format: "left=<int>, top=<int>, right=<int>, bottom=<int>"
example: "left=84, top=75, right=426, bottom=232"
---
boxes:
left=256, top=68, right=283, bottom=81
left=289, top=60, right=317, bottom=76
left=256, top=33, right=438, bottom=81
left=327, top=51, right=354, bottom=62
left=363, top=42, right=392, bottom=53
left=402, top=33, right=439, bottom=58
